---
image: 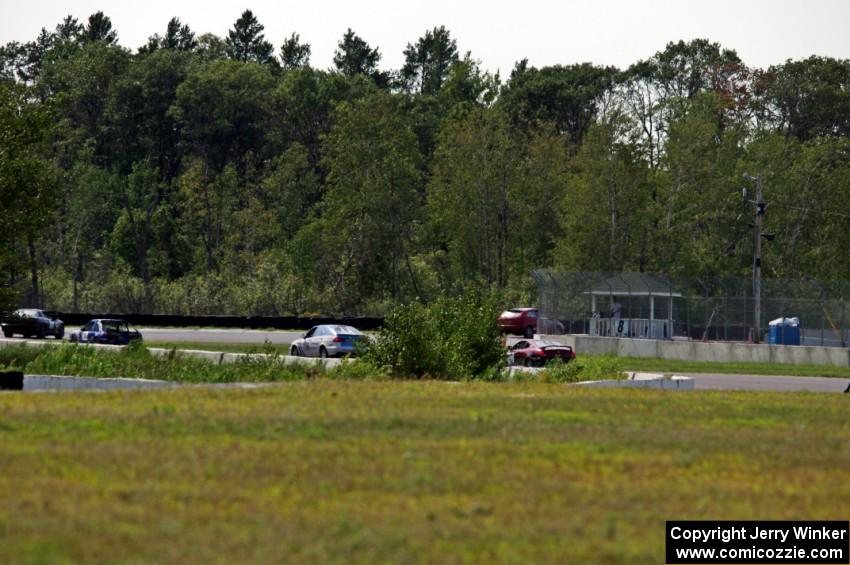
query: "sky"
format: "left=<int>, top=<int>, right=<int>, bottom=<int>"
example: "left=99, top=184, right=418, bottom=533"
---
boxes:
left=1, top=0, right=849, bottom=75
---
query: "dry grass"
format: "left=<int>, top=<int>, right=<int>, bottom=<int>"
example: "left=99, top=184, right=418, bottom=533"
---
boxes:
left=0, top=381, right=848, bottom=564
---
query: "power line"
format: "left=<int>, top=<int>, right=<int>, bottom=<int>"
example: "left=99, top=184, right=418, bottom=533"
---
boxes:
left=767, top=202, right=850, bottom=219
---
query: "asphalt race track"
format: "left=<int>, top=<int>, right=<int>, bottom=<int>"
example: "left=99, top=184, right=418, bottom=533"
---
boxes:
left=686, top=373, right=850, bottom=393
left=3, top=330, right=849, bottom=393
left=137, top=328, right=304, bottom=345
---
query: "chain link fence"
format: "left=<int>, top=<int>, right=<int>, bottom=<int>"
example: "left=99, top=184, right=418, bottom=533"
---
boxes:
left=533, top=271, right=850, bottom=347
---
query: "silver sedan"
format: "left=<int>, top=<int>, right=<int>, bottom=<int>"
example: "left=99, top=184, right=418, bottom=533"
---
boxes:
left=289, top=325, right=367, bottom=358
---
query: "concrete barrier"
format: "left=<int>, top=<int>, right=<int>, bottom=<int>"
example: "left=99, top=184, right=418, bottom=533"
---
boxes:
left=23, top=375, right=173, bottom=391
left=507, top=366, right=694, bottom=390
left=144, top=347, right=342, bottom=368
left=577, top=374, right=694, bottom=390
left=540, top=334, right=850, bottom=368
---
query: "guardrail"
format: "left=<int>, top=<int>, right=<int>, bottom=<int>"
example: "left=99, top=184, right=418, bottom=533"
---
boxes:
left=38, top=313, right=384, bottom=331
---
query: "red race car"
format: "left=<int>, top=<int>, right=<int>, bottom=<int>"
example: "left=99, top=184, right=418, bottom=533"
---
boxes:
left=498, top=307, right=538, bottom=338
left=507, top=339, right=576, bottom=367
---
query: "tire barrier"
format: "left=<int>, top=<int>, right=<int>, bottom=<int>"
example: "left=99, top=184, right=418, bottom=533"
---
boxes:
left=0, top=371, right=24, bottom=390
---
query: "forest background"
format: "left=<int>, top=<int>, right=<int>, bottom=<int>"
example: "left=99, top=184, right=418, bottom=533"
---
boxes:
left=1, top=10, right=849, bottom=316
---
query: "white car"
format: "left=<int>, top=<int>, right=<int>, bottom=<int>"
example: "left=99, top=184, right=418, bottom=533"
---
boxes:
left=68, top=319, right=142, bottom=345
left=289, top=325, right=367, bottom=358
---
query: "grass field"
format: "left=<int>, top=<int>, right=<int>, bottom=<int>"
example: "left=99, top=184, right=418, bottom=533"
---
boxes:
left=0, top=381, right=848, bottom=563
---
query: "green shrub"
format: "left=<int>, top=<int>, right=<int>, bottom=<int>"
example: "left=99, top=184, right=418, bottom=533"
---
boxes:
left=0, top=344, right=44, bottom=370
left=538, top=355, right=626, bottom=383
left=365, top=291, right=505, bottom=380
left=327, top=358, right=388, bottom=380
left=22, top=343, right=326, bottom=384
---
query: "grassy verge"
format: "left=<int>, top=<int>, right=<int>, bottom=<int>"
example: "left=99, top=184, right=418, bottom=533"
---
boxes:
left=0, top=344, right=615, bottom=384
left=612, top=355, right=850, bottom=378
left=0, top=381, right=847, bottom=563
left=0, top=343, right=330, bottom=384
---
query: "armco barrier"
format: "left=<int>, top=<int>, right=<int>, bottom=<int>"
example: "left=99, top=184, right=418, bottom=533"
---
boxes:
left=52, top=313, right=383, bottom=331
left=541, top=334, right=850, bottom=367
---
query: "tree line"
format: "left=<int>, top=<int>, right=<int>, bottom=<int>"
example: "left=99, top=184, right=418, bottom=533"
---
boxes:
left=1, top=10, right=849, bottom=315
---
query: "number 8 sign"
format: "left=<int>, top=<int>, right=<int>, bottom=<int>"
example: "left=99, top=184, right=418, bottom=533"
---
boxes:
left=614, top=319, right=629, bottom=336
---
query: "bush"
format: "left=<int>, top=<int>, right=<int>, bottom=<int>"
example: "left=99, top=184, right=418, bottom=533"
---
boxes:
left=365, top=292, right=505, bottom=379
left=0, top=344, right=44, bottom=370
left=327, top=358, right=388, bottom=380
left=538, top=355, right=626, bottom=383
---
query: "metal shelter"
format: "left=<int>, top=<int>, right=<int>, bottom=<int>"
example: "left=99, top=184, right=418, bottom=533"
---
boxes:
left=585, top=274, right=682, bottom=339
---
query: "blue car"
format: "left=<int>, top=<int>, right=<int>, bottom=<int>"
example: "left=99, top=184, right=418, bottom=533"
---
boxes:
left=69, top=319, right=143, bottom=345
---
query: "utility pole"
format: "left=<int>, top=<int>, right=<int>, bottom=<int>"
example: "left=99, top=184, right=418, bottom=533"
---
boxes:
left=752, top=174, right=765, bottom=344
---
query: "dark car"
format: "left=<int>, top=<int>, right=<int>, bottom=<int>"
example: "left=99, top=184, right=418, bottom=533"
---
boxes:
left=498, top=308, right=538, bottom=338
left=1, top=308, right=64, bottom=339
left=507, top=339, right=576, bottom=367
left=68, top=319, right=142, bottom=345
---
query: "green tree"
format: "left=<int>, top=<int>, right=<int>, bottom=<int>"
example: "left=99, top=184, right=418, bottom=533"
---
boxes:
left=656, top=94, right=747, bottom=277
left=0, top=83, right=57, bottom=307
left=295, top=92, right=422, bottom=310
left=279, top=33, right=310, bottom=70
left=260, top=143, right=319, bottom=238
left=438, top=53, right=499, bottom=110
left=103, top=47, right=191, bottom=178
left=176, top=160, right=238, bottom=273
left=195, top=33, right=227, bottom=61
left=55, top=15, right=83, bottom=42
left=742, top=132, right=850, bottom=279
left=332, top=28, right=389, bottom=87
left=140, top=17, right=197, bottom=53
left=636, top=39, right=744, bottom=102
left=225, top=10, right=275, bottom=65
left=171, top=59, right=276, bottom=171
left=0, top=42, right=25, bottom=83
left=57, top=162, right=123, bottom=310
left=81, top=11, right=118, bottom=45
left=114, top=162, right=162, bottom=304
left=21, top=29, right=55, bottom=83
left=400, top=25, right=458, bottom=95
left=0, top=29, right=55, bottom=84
left=499, top=62, right=618, bottom=142
left=38, top=41, right=131, bottom=154
left=403, top=53, right=500, bottom=162
left=617, top=39, right=749, bottom=168
left=270, top=67, right=376, bottom=167
left=428, top=108, right=564, bottom=289
left=552, top=115, right=655, bottom=272
left=754, top=56, right=850, bottom=141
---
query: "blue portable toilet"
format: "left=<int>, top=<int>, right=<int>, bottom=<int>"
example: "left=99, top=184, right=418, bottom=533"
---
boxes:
left=768, top=317, right=801, bottom=345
